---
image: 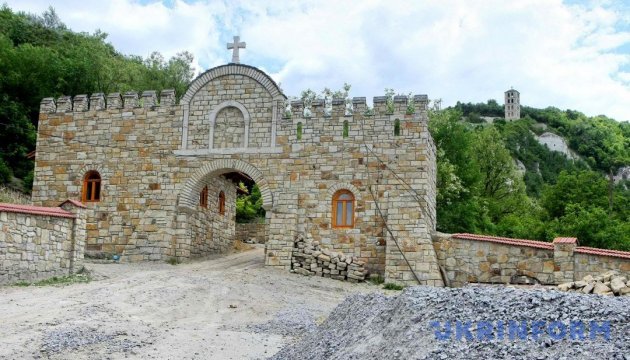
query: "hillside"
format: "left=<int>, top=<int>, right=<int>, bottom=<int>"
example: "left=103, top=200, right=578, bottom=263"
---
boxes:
left=436, top=102, right=629, bottom=250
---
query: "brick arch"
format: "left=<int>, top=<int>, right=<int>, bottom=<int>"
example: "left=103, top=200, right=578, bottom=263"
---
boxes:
left=327, top=182, right=362, bottom=201
left=76, top=164, right=108, bottom=186
left=179, top=159, right=273, bottom=210
left=181, top=64, right=286, bottom=106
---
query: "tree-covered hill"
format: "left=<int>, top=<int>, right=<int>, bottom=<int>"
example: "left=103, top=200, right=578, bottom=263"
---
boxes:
left=435, top=103, right=629, bottom=251
left=0, top=6, right=194, bottom=190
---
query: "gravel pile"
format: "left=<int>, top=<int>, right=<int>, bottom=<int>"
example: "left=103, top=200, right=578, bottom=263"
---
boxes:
left=40, top=326, right=143, bottom=355
left=246, top=307, right=318, bottom=337
left=271, top=285, right=630, bottom=359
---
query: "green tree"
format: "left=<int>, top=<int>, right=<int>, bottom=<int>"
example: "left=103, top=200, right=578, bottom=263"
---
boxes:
left=0, top=5, right=195, bottom=191
left=236, top=184, right=265, bottom=223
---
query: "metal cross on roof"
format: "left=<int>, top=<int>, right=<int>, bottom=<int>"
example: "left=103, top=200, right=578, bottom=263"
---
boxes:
left=227, top=36, right=246, bottom=64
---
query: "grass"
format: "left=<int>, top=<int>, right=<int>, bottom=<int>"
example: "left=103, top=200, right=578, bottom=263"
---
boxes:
left=383, top=282, right=405, bottom=291
left=166, top=257, right=182, bottom=265
left=368, top=274, right=385, bottom=285
left=12, top=273, right=90, bottom=287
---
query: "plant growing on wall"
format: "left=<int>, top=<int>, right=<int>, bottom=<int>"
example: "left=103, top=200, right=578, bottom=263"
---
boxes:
left=385, top=88, right=395, bottom=114
left=405, top=92, right=415, bottom=115
left=300, top=89, right=317, bottom=117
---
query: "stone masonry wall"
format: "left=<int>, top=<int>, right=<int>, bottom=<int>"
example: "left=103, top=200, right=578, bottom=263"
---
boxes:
left=433, top=233, right=630, bottom=287
left=33, top=64, right=439, bottom=285
left=235, top=222, right=267, bottom=244
left=188, top=176, right=237, bottom=257
left=574, top=251, right=630, bottom=281
left=0, top=201, right=86, bottom=285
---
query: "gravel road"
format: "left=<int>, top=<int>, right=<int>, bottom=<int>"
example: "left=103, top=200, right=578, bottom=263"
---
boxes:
left=0, top=246, right=376, bottom=360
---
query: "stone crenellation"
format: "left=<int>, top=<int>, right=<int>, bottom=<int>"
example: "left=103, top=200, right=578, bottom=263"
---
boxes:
left=40, top=89, right=177, bottom=113
left=40, top=92, right=428, bottom=122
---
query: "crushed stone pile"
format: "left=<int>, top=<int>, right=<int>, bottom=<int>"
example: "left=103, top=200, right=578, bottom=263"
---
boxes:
left=558, top=270, right=630, bottom=296
left=270, top=285, right=630, bottom=360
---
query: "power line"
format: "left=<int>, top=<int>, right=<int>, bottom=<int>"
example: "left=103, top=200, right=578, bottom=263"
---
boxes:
left=357, top=113, right=422, bottom=284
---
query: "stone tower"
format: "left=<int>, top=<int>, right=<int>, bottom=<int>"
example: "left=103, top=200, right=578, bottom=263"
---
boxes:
left=504, top=88, right=520, bottom=120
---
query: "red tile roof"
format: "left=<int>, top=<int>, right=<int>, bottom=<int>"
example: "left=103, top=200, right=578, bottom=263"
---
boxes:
left=0, top=203, right=76, bottom=219
left=575, top=246, right=630, bottom=260
left=59, top=199, right=87, bottom=209
left=553, top=237, right=578, bottom=244
left=452, top=233, right=554, bottom=250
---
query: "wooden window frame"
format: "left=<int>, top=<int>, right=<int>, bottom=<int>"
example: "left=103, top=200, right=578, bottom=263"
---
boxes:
left=218, top=191, right=225, bottom=215
left=332, top=189, right=355, bottom=228
left=200, top=186, right=208, bottom=208
left=82, top=170, right=101, bottom=203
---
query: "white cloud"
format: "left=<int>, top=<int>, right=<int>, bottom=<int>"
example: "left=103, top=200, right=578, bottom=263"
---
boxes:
left=4, top=0, right=630, bottom=120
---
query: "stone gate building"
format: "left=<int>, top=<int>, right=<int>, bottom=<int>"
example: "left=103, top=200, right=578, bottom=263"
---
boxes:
left=32, top=59, right=442, bottom=285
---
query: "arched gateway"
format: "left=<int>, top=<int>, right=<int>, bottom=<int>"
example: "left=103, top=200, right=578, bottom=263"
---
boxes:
left=32, top=55, right=443, bottom=285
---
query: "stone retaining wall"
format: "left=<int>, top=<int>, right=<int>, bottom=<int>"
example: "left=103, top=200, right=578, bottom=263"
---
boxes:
left=235, top=222, right=267, bottom=244
left=0, top=200, right=86, bottom=285
left=433, top=233, right=630, bottom=287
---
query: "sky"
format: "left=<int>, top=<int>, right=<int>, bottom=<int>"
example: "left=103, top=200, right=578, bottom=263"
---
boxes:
left=4, top=0, right=630, bottom=121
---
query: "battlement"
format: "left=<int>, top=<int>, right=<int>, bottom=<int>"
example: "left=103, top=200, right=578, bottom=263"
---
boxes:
left=286, top=94, right=428, bottom=119
left=39, top=89, right=177, bottom=113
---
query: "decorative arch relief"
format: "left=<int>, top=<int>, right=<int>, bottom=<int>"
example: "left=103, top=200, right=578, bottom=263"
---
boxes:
left=209, top=100, right=250, bottom=149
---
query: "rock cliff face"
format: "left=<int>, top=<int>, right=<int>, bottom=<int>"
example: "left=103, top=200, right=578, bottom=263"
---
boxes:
left=535, top=132, right=578, bottom=159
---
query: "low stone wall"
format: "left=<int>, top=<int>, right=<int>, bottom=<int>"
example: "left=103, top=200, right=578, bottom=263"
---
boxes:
left=0, top=200, right=86, bottom=285
left=574, top=248, right=630, bottom=281
left=235, top=222, right=267, bottom=244
left=433, top=233, right=630, bottom=287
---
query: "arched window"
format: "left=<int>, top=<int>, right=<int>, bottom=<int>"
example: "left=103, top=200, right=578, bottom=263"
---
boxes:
left=82, top=171, right=101, bottom=202
left=343, top=120, right=349, bottom=138
left=332, top=189, right=354, bottom=228
left=218, top=191, right=225, bottom=215
left=394, top=119, right=401, bottom=136
left=200, top=186, right=208, bottom=208
left=297, top=122, right=303, bottom=140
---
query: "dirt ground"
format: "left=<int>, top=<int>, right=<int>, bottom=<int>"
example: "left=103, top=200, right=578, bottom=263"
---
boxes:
left=0, top=246, right=380, bottom=360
